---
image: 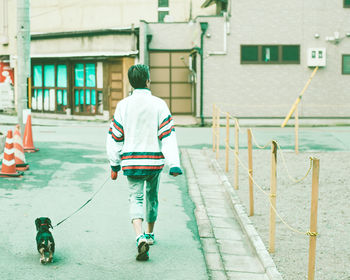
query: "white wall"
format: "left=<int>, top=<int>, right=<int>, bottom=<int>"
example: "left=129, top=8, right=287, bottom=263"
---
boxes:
left=30, top=0, right=215, bottom=33
left=200, top=0, right=350, bottom=118
left=0, top=0, right=17, bottom=56
left=31, top=34, right=137, bottom=57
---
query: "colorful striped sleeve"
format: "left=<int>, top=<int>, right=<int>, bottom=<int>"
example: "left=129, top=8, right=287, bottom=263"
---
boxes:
left=157, top=103, right=181, bottom=170
left=109, top=117, right=124, bottom=143
left=106, top=103, right=124, bottom=167
left=158, top=115, right=175, bottom=141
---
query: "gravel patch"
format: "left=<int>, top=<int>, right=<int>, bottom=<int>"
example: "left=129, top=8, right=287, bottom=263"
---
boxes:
left=214, top=147, right=350, bottom=280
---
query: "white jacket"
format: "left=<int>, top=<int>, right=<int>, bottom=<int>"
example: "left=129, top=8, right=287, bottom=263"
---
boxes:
left=106, top=88, right=181, bottom=176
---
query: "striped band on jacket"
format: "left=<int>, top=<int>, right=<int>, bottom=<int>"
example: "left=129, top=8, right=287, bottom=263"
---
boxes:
left=121, top=152, right=165, bottom=175
left=158, top=115, right=175, bottom=141
left=109, top=117, right=124, bottom=142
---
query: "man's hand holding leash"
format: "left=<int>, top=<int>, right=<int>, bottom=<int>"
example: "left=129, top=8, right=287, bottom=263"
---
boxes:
left=111, top=166, right=120, bottom=180
left=111, top=170, right=118, bottom=180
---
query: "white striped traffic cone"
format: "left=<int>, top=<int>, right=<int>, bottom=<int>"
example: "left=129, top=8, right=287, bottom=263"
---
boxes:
left=14, top=125, right=29, bottom=171
left=0, top=130, right=23, bottom=177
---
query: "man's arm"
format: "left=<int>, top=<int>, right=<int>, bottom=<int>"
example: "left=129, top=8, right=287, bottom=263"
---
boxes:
left=158, top=104, right=183, bottom=176
left=106, top=104, right=124, bottom=179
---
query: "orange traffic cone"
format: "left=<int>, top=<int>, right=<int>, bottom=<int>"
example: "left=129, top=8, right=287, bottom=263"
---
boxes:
left=23, top=115, right=39, bottom=153
left=14, top=125, right=29, bottom=171
left=0, top=130, right=24, bottom=177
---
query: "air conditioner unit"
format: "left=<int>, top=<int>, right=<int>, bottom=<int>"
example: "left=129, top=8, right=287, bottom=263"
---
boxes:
left=307, top=48, right=326, bottom=67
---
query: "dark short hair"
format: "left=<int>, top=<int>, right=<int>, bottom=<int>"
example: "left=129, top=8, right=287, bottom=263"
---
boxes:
left=128, top=64, right=150, bottom=89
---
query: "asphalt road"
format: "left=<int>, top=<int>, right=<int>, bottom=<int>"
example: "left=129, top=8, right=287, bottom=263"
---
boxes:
left=0, top=120, right=349, bottom=279
left=0, top=123, right=207, bottom=280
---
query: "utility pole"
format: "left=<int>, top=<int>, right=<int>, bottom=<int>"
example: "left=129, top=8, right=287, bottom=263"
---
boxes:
left=16, top=0, right=30, bottom=135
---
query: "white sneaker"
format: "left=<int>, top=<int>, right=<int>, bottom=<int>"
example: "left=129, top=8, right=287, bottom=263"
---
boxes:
left=144, top=232, right=155, bottom=245
left=136, top=234, right=149, bottom=261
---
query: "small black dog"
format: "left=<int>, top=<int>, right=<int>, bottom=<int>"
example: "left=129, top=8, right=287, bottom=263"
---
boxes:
left=35, top=217, right=55, bottom=264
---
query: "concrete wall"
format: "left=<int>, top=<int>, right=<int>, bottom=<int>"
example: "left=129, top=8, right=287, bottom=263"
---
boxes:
left=30, top=0, right=157, bottom=33
left=147, top=22, right=197, bottom=50
left=0, top=0, right=17, bottom=56
left=30, top=0, right=215, bottom=33
left=31, top=34, right=137, bottom=57
left=201, top=0, right=350, bottom=118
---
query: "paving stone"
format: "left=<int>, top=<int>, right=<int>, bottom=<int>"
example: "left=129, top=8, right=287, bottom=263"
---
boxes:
left=213, top=227, right=243, bottom=241
left=210, top=270, right=228, bottom=280
left=203, top=197, right=227, bottom=209
left=206, top=207, right=232, bottom=218
left=198, top=183, right=223, bottom=191
left=210, top=217, right=240, bottom=229
left=200, top=191, right=225, bottom=200
left=197, top=219, right=214, bottom=238
left=184, top=149, right=274, bottom=280
left=204, top=253, right=224, bottom=271
left=227, top=271, right=269, bottom=280
left=201, top=237, right=219, bottom=254
left=217, top=239, right=252, bottom=256
left=222, top=255, right=265, bottom=273
left=195, top=207, right=208, bottom=220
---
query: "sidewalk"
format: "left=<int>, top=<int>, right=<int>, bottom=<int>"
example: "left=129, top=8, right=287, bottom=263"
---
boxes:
left=182, top=148, right=283, bottom=280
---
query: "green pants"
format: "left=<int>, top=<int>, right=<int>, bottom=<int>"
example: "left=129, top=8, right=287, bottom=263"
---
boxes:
left=127, top=172, right=161, bottom=223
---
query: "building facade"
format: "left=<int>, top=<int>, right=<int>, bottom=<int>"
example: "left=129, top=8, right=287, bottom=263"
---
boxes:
left=0, top=0, right=16, bottom=111
left=0, top=0, right=215, bottom=119
left=199, top=0, right=350, bottom=119
left=1, top=0, right=349, bottom=120
left=140, top=0, right=350, bottom=120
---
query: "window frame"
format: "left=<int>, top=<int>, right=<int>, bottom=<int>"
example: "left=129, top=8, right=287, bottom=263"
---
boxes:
left=342, top=54, right=350, bottom=74
left=158, top=0, right=169, bottom=22
left=31, top=62, right=69, bottom=114
left=241, top=45, right=300, bottom=64
left=158, top=0, right=169, bottom=8
left=344, top=0, right=350, bottom=8
left=72, top=61, right=99, bottom=115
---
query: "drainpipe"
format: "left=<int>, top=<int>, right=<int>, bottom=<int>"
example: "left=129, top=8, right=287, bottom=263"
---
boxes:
left=199, top=22, right=208, bottom=127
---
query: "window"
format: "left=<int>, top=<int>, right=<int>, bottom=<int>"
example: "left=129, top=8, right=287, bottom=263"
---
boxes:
left=31, top=64, right=68, bottom=113
left=158, top=0, right=169, bottom=22
left=73, top=63, right=98, bottom=114
left=344, top=0, right=350, bottom=8
left=158, top=0, right=168, bottom=7
left=241, top=45, right=300, bottom=64
left=342, top=55, right=350, bottom=74
left=241, top=46, right=258, bottom=62
left=262, top=46, right=278, bottom=62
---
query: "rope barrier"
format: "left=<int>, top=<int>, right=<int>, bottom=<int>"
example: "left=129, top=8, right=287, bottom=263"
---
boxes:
left=227, top=113, right=241, bottom=130
left=250, top=129, right=272, bottom=149
left=231, top=148, right=312, bottom=236
left=276, top=142, right=313, bottom=184
left=213, top=106, right=318, bottom=243
left=249, top=130, right=312, bottom=184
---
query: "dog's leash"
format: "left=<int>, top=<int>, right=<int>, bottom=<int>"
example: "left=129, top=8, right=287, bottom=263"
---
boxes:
left=53, top=176, right=111, bottom=228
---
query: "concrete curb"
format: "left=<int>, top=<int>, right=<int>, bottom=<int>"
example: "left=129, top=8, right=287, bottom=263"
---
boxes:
left=210, top=158, right=284, bottom=280
left=181, top=149, right=217, bottom=278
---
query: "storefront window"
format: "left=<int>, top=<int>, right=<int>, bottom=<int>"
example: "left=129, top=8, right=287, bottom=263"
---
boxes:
left=31, top=60, right=103, bottom=115
left=73, top=63, right=97, bottom=114
left=31, top=64, right=69, bottom=113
